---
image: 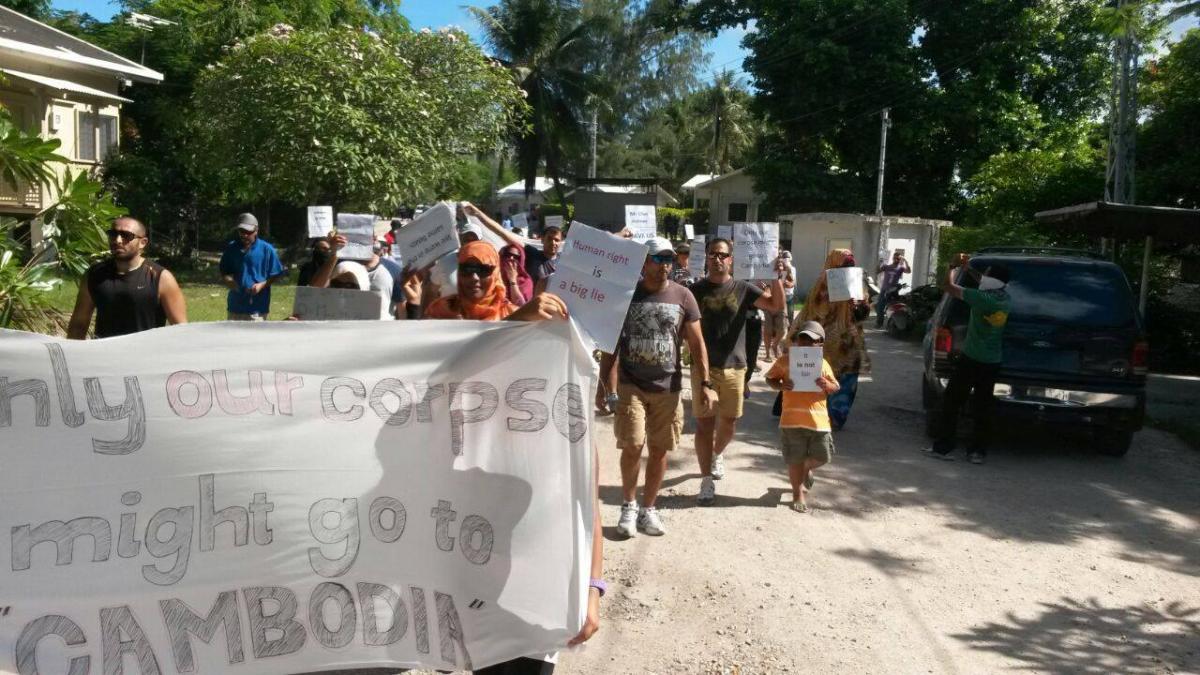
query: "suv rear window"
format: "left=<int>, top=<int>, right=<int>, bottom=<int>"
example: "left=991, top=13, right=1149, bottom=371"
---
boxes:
left=948, top=259, right=1137, bottom=328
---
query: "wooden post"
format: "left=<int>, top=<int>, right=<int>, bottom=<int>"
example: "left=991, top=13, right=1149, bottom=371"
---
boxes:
left=1139, top=235, right=1152, bottom=316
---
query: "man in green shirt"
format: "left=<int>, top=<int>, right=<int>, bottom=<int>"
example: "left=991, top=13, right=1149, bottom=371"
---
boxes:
left=927, top=255, right=1011, bottom=464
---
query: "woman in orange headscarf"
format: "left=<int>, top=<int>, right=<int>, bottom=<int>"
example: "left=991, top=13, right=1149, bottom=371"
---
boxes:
left=798, top=248, right=872, bottom=429
left=425, top=241, right=519, bottom=320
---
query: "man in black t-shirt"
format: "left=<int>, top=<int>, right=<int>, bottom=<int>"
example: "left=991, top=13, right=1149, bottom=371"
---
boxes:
left=689, top=237, right=785, bottom=505
left=68, top=217, right=188, bottom=339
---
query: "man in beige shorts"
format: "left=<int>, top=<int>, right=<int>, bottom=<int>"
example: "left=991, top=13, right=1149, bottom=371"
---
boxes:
left=598, top=238, right=716, bottom=537
left=689, top=238, right=785, bottom=505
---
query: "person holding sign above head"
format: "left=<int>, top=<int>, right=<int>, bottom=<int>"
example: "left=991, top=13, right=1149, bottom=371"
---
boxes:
left=464, top=202, right=563, bottom=283
left=800, top=249, right=872, bottom=430
left=598, top=238, right=717, bottom=538
left=67, top=216, right=188, bottom=339
left=308, top=232, right=403, bottom=320
left=765, top=321, right=840, bottom=513
left=219, top=213, right=287, bottom=321
left=690, top=238, right=785, bottom=505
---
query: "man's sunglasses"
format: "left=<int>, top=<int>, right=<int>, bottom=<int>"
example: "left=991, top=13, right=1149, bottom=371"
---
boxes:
left=107, top=229, right=143, bottom=243
left=708, top=251, right=732, bottom=260
left=458, top=262, right=495, bottom=278
left=649, top=253, right=675, bottom=265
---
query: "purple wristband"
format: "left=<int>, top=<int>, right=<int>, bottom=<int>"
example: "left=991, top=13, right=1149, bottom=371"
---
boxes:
left=589, top=578, right=607, bottom=597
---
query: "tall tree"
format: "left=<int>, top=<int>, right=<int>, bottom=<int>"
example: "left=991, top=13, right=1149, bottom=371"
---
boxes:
left=1139, top=29, right=1200, bottom=208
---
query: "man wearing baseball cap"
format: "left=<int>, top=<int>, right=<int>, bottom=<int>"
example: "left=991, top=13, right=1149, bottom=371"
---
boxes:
left=599, top=237, right=717, bottom=537
left=218, top=213, right=287, bottom=321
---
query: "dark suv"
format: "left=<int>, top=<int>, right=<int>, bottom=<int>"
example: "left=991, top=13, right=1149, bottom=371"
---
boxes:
left=921, top=248, right=1148, bottom=456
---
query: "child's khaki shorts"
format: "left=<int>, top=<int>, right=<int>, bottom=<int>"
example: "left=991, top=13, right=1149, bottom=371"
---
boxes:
left=780, top=427, right=834, bottom=464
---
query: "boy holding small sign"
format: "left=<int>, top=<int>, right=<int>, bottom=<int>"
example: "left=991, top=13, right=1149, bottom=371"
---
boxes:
left=764, top=321, right=840, bottom=513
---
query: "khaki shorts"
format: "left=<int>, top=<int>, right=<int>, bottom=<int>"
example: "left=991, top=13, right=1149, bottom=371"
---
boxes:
left=780, top=427, right=834, bottom=465
left=614, top=384, right=683, bottom=452
left=763, top=311, right=788, bottom=339
left=692, top=367, right=746, bottom=419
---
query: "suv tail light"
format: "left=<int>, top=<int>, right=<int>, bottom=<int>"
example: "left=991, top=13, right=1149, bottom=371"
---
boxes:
left=934, top=327, right=953, bottom=356
left=1132, top=340, right=1148, bottom=376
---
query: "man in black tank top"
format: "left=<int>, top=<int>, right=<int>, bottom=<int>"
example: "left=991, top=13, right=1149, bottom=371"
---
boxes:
left=67, top=217, right=188, bottom=339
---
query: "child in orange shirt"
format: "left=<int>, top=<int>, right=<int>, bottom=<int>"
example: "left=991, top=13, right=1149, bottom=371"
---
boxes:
left=765, top=320, right=841, bottom=512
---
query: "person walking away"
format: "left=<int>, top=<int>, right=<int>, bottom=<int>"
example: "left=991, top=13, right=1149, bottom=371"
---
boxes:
left=598, top=238, right=717, bottom=538
left=763, top=253, right=796, bottom=359
left=876, top=249, right=911, bottom=328
left=68, top=217, right=187, bottom=339
left=690, top=238, right=785, bottom=505
left=800, top=249, right=871, bottom=430
left=765, top=321, right=840, bottom=512
left=219, top=213, right=287, bottom=321
left=466, top=202, right=562, bottom=284
left=926, top=255, right=1011, bottom=464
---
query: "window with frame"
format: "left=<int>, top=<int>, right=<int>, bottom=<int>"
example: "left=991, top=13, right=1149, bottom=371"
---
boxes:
left=727, top=202, right=748, bottom=222
left=76, top=112, right=119, bottom=161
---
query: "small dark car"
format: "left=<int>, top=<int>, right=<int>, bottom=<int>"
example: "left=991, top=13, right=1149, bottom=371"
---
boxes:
left=921, top=248, right=1148, bottom=456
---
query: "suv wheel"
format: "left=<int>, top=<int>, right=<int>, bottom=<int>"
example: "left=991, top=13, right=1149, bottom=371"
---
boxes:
left=1095, top=430, right=1133, bottom=457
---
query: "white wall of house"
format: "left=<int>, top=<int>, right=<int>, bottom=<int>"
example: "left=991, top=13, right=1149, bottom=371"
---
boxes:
left=699, top=171, right=766, bottom=231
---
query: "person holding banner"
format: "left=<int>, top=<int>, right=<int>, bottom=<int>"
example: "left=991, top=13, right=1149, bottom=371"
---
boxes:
left=466, top=202, right=563, bottom=283
left=598, top=238, right=717, bottom=538
left=799, top=249, right=872, bottom=430
left=219, top=213, right=287, bottom=321
left=68, top=217, right=188, bottom=339
left=690, top=238, right=785, bottom=505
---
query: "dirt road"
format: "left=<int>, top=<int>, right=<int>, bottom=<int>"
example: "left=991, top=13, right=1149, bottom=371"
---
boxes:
left=559, top=328, right=1200, bottom=674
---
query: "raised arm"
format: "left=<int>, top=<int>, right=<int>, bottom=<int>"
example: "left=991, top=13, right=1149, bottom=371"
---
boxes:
left=944, top=254, right=967, bottom=300
left=308, top=233, right=347, bottom=289
left=462, top=202, right=524, bottom=249
left=753, top=276, right=786, bottom=313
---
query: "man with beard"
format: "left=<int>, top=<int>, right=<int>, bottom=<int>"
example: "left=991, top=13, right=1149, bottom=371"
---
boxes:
left=598, top=238, right=717, bottom=538
left=68, top=216, right=187, bottom=339
left=465, top=201, right=563, bottom=283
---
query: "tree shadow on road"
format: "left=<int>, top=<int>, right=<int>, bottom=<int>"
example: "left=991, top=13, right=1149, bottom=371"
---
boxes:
left=953, top=597, right=1200, bottom=674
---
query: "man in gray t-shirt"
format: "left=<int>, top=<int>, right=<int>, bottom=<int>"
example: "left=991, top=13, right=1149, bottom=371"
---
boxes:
left=598, top=238, right=716, bottom=538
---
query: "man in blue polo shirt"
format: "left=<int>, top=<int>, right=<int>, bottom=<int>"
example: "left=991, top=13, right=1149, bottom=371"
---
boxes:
left=219, top=213, right=287, bottom=320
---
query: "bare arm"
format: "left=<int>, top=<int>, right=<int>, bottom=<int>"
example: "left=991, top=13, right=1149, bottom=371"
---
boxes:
left=66, top=281, right=95, bottom=339
left=568, top=446, right=602, bottom=646
left=683, top=319, right=718, bottom=412
left=308, top=234, right=347, bottom=289
left=463, top=202, right=524, bottom=249
left=507, top=292, right=568, bottom=322
left=944, top=262, right=966, bottom=300
left=753, top=277, right=786, bottom=313
left=158, top=270, right=188, bottom=326
left=595, top=351, right=618, bottom=412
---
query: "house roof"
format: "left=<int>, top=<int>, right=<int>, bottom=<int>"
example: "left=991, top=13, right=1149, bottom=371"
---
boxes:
left=694, top=168, right=746, bottom=189
left=565, top=183, right=679, bottom=205
left=0, top=5, right=162, bottom=84
left=681, top=174, right=717, bottom=190
left=497, top=177, right=556, bottom=196
left=1, top=68, right=132, bottom=103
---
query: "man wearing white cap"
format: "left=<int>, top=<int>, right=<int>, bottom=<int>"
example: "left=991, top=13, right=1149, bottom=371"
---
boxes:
left=219, top=213, right=286, bottom=320
left=598, top=238, right=717, bottom=537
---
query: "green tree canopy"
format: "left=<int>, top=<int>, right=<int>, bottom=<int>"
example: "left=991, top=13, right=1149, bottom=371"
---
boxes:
left=1139, top=30, right=1200, bottom=208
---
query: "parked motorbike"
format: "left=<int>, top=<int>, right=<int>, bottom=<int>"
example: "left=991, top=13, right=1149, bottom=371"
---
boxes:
left=882, top=283, right=912, bottom=336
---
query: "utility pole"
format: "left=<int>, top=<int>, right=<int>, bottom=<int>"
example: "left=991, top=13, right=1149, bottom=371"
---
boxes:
left=589, top=108, right=598, bottom=179
left=875, top=108, right=892, bottom=268
left=1105, top=0, right=1138, bottom=207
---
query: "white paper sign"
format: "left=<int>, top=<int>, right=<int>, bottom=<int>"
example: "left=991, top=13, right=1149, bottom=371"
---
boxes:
left=393, top=201, right=459, bottom=271
left=717, top=225, right=733, bottom=240
left=789, top=346, right=824, bottom=392
left=336, top=212, right=377, bottom=260
left=826, top=266, right=865, bottom=302
left=683, top=223, right=695, bottom=240
left=554, top=222, right=647, bottom=352
left=307, top=206, right=333, bottom=238
left=623, top=205, right=657, bottom=242
left=0, top=320, right=596, bottom=673
left=732, top=222, right=780, bottom=280
left=429, top=250, right=459, bottom=298
left=688, top=235, right=706, bottom=279
left=543, top=215, right=564, bottom=231
left=510, top=212, right=528, bottom=232
left=468, top=213, right=509, bottom=251
left=292, top=285, right=383, bottom=320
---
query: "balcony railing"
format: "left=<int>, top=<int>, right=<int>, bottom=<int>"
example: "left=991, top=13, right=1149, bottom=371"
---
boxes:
left=0, top=179, right=43, bottom=210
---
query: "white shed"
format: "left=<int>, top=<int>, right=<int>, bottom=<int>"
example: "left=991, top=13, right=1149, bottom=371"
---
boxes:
left=692, top=169, right=767, bottom=229
left=782, top=213, right=951, bottom=296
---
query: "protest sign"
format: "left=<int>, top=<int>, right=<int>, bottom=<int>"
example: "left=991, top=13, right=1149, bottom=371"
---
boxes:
left=336, top=213, right=377, bottom=260
left=554, top=222, right=647, bottom=352
left=467, top=213, right=509, bottom=251
left=293, top=285, right=384, bottom=321
left=430, top=250, right=459, bottom=298
left=543, top=215, right=564, bottom=231
left=789, top=347, right=824, bottom=392
left=688, top=235, right=706, bottom=279
left=623, top=205, right=657, bottom=242
left=717, top=225, right=733, bottom=240
left=394, top=202, right=459, bottom=271
left=0, top=320, right=596, bottom=673
left=510, top=212, right=528, bottom=232
left=683, top=223, right=695, bottom=240
left=732, top=222, right=780, bottom=280
left=307, top=206, right=333, bottom=238
left=826, top=266, right=865, bottom=302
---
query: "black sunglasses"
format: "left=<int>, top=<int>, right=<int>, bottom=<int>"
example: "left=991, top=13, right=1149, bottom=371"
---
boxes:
left=708, top=251, right=732, bottom=260
left=649, top=253, right=675, bottom=265
left=106, top=229, right=142, bottom=243
left=458, top=262, right=496, bottom=278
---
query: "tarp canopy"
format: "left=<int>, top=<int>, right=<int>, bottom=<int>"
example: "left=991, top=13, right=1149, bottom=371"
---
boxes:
left=1035, top=201, right=1200, bottom=244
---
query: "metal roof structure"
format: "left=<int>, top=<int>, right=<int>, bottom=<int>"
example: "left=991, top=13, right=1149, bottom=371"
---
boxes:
left=1034, top=201, right=1200, bottom=244
left=1, top=68, right=133, bottom=103
left=0, top=5, right=162, bottom=83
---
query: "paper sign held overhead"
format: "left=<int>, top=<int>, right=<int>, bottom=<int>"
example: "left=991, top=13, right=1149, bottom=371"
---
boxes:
left=826, top=266, right=865, bottom=302
left=543, top=215, right=564, bottom=231
left=624, top=205, right=657, bottom=242
left=335, top=212, right=376, bottom=260
left=307, top=206, right=333, bottom=238
left=683, top=223, right=695, bottom=240
left=789, top=347, right=824, bottom=392
left=732, top=222, right=780, bottom=280
left=688, top=235, right=706, bottom=279
left=393, top=201, right=459, bottom=271
left=292, top=285, right=383, bottom=321
left=717, top=225, right=733, bottom=240
left=554, top=222, right=647, bottom=352
left=510, top=212, right=528, bottom=232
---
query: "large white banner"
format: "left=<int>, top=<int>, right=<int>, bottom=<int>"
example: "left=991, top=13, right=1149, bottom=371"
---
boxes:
left=0, top=321, right=596, bottom=673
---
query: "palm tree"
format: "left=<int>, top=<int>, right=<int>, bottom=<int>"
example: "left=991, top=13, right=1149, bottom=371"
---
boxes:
left=468, top=0, right=600, bottom=205
left=693, top=70, right=755, bottom=175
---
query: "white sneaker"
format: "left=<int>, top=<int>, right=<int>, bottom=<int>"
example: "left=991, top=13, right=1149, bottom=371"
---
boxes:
left=697, top=476, right=716, bottom=506
left=616, top=501, right=638, bottom=538
left=712, top=454, right=726, bottom=480
left=637, top=507, right=666, bottom=536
